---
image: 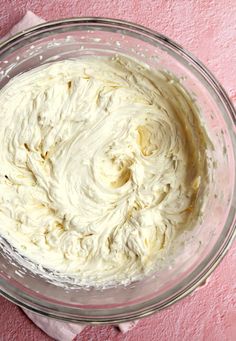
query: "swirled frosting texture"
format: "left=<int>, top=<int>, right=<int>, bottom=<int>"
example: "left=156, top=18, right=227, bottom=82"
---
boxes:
left=0, top=57, right=208, bottom=286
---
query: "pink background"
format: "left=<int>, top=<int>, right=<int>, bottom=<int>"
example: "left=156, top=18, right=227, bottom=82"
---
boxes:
left=0, top=1, right=235, bottom=340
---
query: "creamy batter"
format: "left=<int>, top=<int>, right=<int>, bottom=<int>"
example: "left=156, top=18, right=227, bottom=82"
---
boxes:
left=0, top=56, right=208, bottom=286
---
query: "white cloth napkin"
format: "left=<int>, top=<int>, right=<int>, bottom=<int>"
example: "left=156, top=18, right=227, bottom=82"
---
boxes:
left=2, top=10, right=45, bottom=41
left=1, top=10, right=138, bottom=340
left=24, top=309, right=138, bottom=340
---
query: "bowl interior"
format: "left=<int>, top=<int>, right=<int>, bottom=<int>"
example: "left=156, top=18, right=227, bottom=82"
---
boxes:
left=0, top=19, right=235, bottom=323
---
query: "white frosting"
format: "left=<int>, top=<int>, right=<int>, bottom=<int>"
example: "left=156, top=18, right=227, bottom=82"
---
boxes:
left=0, top=56, right=208, bottom=286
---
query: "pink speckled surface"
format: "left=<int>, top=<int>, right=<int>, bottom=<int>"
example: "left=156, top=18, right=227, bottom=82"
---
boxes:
left=0, top=1, right=235, bottom=340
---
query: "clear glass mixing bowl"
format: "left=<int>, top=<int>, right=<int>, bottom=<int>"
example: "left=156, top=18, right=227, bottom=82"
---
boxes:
left=0, top=18, right=235, bottom=324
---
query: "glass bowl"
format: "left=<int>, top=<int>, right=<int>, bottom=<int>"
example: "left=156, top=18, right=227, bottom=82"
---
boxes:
left=0, top=18, right=235, bottom=324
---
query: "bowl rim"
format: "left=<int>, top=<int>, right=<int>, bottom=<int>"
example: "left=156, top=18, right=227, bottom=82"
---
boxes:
left=0, top=16, right=235, bottom=324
